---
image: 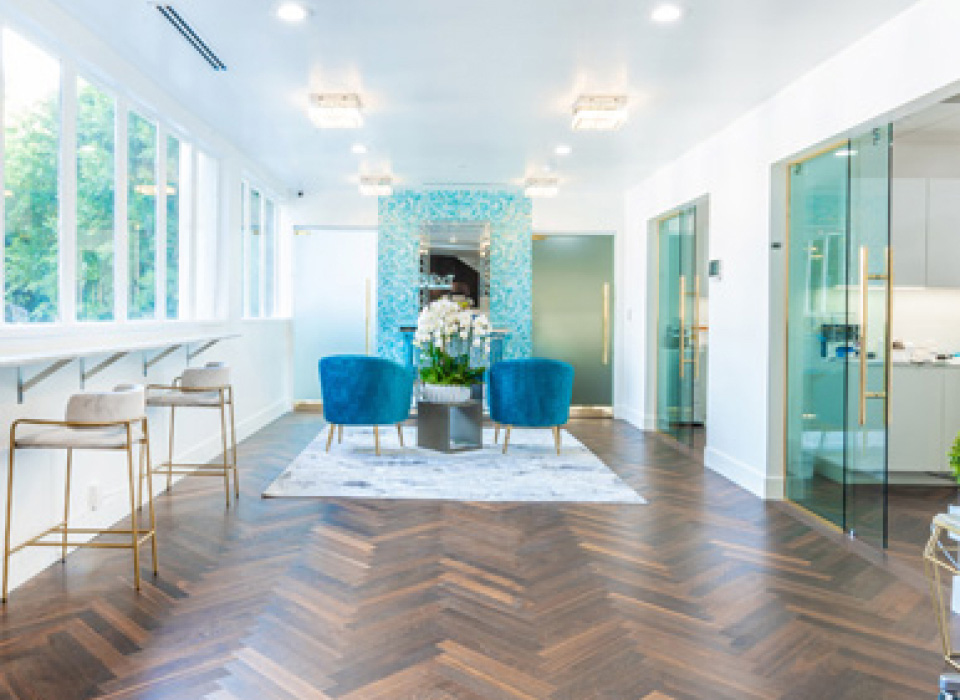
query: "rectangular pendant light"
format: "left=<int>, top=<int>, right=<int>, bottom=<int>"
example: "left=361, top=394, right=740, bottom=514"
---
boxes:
left=359, top=176, right=393, bottom=197
left=524, top=177, right=559, bottom=198
left=572, top=95, right=627, bottom=131
left=309, top=93, right=363, bottom=129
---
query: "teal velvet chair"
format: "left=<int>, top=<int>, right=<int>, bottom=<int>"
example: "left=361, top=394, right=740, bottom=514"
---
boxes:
left=319, top=355, right=415, bottom=455
left=488, top=359, right=575, bottom=455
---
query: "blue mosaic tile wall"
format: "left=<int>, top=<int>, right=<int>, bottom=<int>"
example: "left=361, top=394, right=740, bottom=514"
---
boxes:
left=377, top=190, right=533, bottom=363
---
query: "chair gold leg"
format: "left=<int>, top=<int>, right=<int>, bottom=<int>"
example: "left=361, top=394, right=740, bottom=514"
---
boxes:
left=125, top=430, right=141, bottom=592
left=326, top=424, right=336, bottom=452
left=143, top=421, right=158, bottom=576
left=502, top=426, right=511, bottom=455
left=552, top=426, right=561, bottom=456
left=167, top=405, right=175, bottom=492
left=219, top=396, right=230, bottom=508
left=3, top=429, right=15, bottom=603
left=338, top=425, right=343, bottom=444
left=63, top=448, right=73, bottom=562
left=229, top=392, right=239, bottom=499
left=397, top=424, right=404, bottom=447
left=494, top=424, right=500, bottom=444
left=374, top=426, right=381, bottom=456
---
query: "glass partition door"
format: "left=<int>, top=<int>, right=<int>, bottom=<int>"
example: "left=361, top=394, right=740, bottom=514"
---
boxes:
left=656, top=208, right=698, bottom=445
left=785, top=127, right=891, bottom=548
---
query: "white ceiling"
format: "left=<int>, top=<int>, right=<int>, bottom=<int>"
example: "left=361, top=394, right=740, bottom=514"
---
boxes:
left=49, top=0, right=919, bottom=195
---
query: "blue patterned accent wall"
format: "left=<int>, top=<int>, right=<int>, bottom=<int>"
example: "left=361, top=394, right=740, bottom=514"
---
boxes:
left=378, top=190, right=533, bottom=363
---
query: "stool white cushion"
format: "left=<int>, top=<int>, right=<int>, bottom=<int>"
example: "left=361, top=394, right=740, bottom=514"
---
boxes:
left=65, top=385, right=145, bottom=424
left=15, top=423, right=145, bottom=450
left=180, top=364, right=230, bottom=390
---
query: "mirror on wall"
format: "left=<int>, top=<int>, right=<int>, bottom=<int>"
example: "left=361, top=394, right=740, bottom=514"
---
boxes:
left=419, top=222, right=491, bottom=312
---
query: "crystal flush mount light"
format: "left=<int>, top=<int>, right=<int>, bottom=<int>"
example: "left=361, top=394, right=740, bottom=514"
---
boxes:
left=309, top=93, right=363, bottom=129
left=359, top=175, right=393, bottom=197
left=571, top=95, right=628, bottom=131
left=651, top=3, right=683, bottom=23
left=524, top=177, right=559, bottom=198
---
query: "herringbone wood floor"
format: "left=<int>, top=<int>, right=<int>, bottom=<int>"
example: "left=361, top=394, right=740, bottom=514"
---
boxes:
left=0, top=414, right=948, bottom=699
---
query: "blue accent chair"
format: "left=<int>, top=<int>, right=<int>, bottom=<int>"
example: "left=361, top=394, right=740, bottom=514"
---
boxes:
left=488, top=359, right=575, bottom=455
left=319, top=355, right=415, bottom=455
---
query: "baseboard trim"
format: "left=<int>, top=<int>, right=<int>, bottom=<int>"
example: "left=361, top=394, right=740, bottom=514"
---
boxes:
left=704, top=446, right=767, bottom=499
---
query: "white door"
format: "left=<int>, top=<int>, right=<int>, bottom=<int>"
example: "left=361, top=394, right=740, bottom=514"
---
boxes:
left=293, top=229, right=378, bottom=401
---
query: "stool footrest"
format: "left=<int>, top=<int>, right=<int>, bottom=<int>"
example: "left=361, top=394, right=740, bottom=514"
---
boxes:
left=11, top=528, right=155, bottom=554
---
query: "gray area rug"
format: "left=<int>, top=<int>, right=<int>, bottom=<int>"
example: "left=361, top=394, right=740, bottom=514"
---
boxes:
left=263, top=426, right=645, bottom=504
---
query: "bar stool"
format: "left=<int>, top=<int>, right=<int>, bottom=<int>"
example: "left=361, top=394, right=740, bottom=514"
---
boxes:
left=2, top=384, right=157, bottom=603
left=146, top=363, right=237, bottom=506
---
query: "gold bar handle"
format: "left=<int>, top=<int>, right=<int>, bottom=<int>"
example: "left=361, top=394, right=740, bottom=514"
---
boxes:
left=365, top=277, right=371, bottom=356
left=859, top=246, right=891, bottom=426
left=860, top=246, right=868, bottom=425
left=601, top=283, right=611, bottom=366
left=693, top=275, right=700, bottom=381
left=679, top=275, right=686, bottom=379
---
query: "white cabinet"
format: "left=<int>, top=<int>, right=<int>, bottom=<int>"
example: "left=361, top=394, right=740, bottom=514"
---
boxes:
left=926, top=179, right=960, bottom=288
left=889, top=366, right=945, bottom=473
left=890, top=177, right=960, bottom=289
left=891, top=178, right=927, bottom=287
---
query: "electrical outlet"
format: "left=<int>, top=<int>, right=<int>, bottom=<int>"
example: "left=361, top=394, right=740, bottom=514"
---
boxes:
left=88, top=482, right=101, bottom=511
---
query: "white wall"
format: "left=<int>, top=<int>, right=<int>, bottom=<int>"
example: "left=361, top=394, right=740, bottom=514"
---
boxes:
left=0, top=0, right=294, bottom=593
left=619, top=0, right=960, bottom=498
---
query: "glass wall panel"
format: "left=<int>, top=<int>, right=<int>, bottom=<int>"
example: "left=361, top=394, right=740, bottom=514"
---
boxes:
left=656, top=209, right=698, bottom=445
left=844, top=127, right=891, bottom=549
left=166, top=134, right=180, bottom=319
left=76, top=77, right=115, bottom=321
left=127, top=111, right=157, bottom=319
left=785, top=143, right=849, bottom=529
left=2, top=29, right=60, bottom=322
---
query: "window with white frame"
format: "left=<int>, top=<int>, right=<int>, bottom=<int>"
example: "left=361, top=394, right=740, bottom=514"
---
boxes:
left=241, top=180, right=280, bottom=319
left=0, top=25, right=219, bottom=326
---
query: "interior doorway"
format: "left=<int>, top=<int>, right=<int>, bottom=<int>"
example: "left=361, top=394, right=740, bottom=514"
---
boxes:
left=652, top=198, right=709, bottom=451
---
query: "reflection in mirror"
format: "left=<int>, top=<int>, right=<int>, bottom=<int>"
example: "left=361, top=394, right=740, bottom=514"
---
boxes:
left=419, top=222, right=491, bottom=312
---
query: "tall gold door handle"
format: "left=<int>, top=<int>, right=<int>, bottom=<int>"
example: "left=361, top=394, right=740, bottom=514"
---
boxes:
left=858, top=246, right=890, bottom=426
left=602, top=283, right=611, bottom=366
left=693, top=275, right=700, bottom=381
left=679, top=276, right=686, bottom=380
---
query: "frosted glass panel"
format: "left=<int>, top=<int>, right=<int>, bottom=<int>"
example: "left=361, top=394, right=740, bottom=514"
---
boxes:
left=532, top=235, right=613, bottom=406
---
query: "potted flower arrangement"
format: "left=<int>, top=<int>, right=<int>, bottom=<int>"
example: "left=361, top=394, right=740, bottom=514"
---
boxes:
left=413, top=298, right=492, bottom=403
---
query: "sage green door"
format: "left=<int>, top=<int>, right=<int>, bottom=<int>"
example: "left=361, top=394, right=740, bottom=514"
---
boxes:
left=785, top=127, right=891, bottom=548
left=532, top=235, right=613, bottom=406
left=656, top=209, right=699, bottom=445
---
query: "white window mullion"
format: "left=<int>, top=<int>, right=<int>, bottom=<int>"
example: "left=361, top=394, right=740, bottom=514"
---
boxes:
left=241, top=181, right=248, bottom=318
left=258, top=196, right=266, bottom=318
left=177, top=142, right=193, bottom=321
left=115, top=99, right=129, bottom=322
left=188, top=148, right=200, bottom=320
left=59, top=64, right=78, bottom=324
left=155, top=129, right=167, bottom=320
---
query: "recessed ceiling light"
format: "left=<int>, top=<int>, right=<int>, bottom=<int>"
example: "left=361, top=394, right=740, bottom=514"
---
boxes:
left=359, top=175, right=393, bottom=197
left=351, top=143, right=368, bottom=155
left=524, top=177, right=559, bottom=198
left=277, top=2, right=309, bottom=22
left=572, top=95, right=628, bottom=131
left=309, top=93, right=363, bottom=129
left=555, top=144, right=572, bottom=156
left=651, top=3, right=683, bottom=23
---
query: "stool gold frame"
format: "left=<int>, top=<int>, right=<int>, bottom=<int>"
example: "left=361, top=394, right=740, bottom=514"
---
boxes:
left=924, top=514, right=960, bottom=671
left=2, top=416, right=158, bottom=603
left=147, top=382, right=238, bottom=506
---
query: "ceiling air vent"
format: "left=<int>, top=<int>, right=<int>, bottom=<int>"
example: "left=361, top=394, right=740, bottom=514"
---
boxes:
left=153, top=4, right=227, bottom=71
